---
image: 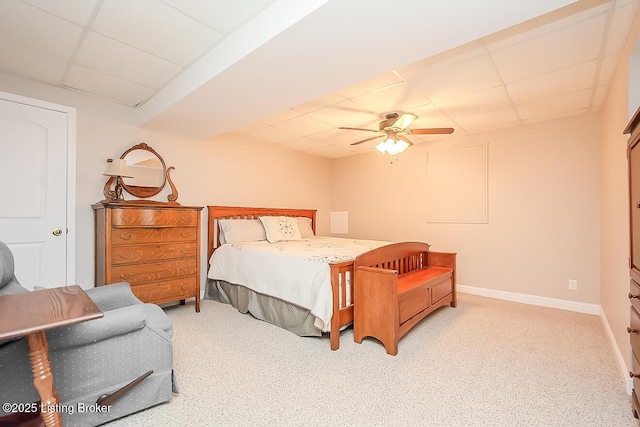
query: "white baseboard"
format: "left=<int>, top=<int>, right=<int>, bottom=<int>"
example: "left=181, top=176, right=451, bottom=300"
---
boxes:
left=457, top=284, right=632, bottom=395
left=600, top=307, right=634, bottom=395
left=457, top=284, right=600, bottom=315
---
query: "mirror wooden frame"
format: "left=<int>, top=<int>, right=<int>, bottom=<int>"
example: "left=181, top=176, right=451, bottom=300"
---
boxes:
left=102, top=142, right=179, bottom=205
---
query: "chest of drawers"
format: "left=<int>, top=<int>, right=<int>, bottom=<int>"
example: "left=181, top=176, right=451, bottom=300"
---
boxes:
left=93, top=202, right=203, bottom=312
left=627, top=106, right=640, bottom=418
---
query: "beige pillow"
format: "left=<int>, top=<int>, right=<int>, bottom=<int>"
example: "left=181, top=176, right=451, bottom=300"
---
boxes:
left=258, top=216, right=303, bottom=243
left=219, top=219, right=266, bottom=244
left=297, top=217, right=314, bottom=238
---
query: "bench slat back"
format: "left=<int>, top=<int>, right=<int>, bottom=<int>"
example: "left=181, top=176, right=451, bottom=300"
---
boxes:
left=354, top=242, right=431, bottom=275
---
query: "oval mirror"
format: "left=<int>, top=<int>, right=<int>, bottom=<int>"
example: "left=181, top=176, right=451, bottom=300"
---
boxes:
left=120, top=143, right=166, bottom=198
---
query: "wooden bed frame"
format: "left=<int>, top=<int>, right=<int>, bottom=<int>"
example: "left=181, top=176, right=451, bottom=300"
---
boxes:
left=206, top=205, right=355, bottom=350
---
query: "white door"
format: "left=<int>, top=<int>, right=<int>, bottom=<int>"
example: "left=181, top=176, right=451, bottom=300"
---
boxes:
left=0, top=96, right=72, bottom=289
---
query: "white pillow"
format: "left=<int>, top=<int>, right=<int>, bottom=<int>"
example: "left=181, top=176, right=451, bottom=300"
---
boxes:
left=218, top=219, right=266, bottom=244
left=258, top=216, right=303, bottom=243
left=297, top=217, right=314, bottom=238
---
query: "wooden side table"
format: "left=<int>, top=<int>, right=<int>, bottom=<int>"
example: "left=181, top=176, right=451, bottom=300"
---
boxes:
left=0, top=286, right=103, bottom=427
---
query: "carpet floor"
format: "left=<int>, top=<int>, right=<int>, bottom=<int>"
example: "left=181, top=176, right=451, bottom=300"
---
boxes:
left=106, top=293, right=637, bottom=426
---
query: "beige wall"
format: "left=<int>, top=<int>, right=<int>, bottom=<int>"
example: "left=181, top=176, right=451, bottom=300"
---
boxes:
left=331, top=113, right=602, bottom=304
left=3, top=6, right=640, bottom=385
left=600, top=5, right=640, bottom=376
left=74, top=112, right=331, bottom=288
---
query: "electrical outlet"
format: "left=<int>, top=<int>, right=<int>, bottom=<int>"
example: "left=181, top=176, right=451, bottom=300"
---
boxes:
left=569, top=279, right=578, bottom=291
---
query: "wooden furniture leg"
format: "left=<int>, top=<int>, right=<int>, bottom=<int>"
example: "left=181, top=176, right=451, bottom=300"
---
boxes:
left=26, top=331, right=62, bottom=427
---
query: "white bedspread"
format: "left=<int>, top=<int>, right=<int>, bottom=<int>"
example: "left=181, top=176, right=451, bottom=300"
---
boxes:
left=207, top=236, right=389, bottom=332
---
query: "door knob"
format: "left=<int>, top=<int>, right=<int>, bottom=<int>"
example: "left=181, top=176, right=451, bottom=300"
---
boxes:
left=52, top=228, right=63, bottom=236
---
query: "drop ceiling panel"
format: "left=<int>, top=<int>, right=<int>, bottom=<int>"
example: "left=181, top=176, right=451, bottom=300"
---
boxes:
left=506, top=61, right=598, bottom=105
left=306, top=100, right=379, bottom=128
left=0, top=0, right=83, bottom=60
left=308, top=128, right=370, bottom=145
left=410, top=104, right=459, bottom=128
left=0, top=39, right=66, bottom=84
left=490, top=15, right=605, bottom=83
left=485, top=2, right=610, bottom=52
left=75, top=32, right=182, bottom=88
left=350, top=82, right=430, bottom=114
left=395, top=43, right=485, bottom=81
left=336, top=72, right=404, bottom=99
left=409, top=54, right=502, bottom=103
left=605, top=3, right=636, bottom=54
left=453, top=107, right=521, bottom=133
left=230, top=121, right=268, bottom=135
left=21, top=0, right=98, bottom=26
left=259, top=109, right=301, bottom=126
left=434, top=86, right=512, bottom=117
left=271, top=114, right=334, bottom=137
left=522, top=107, right=588, bottom=125
left=65, top=65, right=156, bottom=106
left=94, top=0, right=221, bottom=66
left=0, top=0, right=636, bottom=159
left=164, top=0, right=275, bottom=34
left=290, top=93, right=346, bottom=114
left=277, top=136, right=327, bottom=150
left=515, top=89, right=591, bottom=121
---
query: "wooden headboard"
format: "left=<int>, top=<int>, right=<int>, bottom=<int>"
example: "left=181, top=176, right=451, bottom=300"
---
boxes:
left=206, top=206, right=317, bottom=264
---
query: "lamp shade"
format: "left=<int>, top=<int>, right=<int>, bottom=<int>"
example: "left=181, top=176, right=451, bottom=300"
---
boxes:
left=103, top=159, right=134, bottom=178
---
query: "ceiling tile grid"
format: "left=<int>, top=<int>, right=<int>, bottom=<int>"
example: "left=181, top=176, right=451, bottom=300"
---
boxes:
left=0, top=0, right=277, bottom=106
left=0, top=0, right=638, bottom=157
left=258, top=0, right=636, bottom=157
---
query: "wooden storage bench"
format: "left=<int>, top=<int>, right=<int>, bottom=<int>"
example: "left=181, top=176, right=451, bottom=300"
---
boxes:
left=353, top=242, right=456, bottom=355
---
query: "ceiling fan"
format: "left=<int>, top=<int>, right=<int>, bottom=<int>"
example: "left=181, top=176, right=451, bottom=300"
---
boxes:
left=339, top=113, right=454, bottom=155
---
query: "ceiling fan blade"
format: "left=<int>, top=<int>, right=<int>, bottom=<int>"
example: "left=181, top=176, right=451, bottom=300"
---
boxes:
left=409, top=128, right=454, bottom=135
left=350, top=135, right=384, bottom=146
left=338, top=127, right=381, bottom=133
left=391, top=113, right=418, bottom=130
left=397, top=135, right=414, bottom=146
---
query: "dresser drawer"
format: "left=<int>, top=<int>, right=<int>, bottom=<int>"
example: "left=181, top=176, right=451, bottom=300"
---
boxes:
left=632, top=307, right=640, bottom=352
left=632, top=280, right=640, bottom=313
left=111, top=242, right=197, bottom=265
left=110, top=258, right=197, bottom=285
left=130, top=277, right=197, bottom=304
left=111, top=209, right=198, bottom=227
left=634, top=350, right=640, bottom=394
left=110, top=227, right=197, bottom=245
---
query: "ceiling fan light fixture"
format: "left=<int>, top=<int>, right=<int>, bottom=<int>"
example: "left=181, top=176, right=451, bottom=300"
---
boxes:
left=342, top=112, right=453, bottom=154
left=375, top=137, right=410, bottom=155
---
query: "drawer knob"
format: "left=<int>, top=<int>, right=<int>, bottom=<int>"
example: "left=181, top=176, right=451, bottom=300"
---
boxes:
left=120, top=233, right=135, bottom=241
left=630, top=293, right=639, bottom=300
left=629, top=327, right=637, bottom=334
left=631, top=371, right=640, bottom=379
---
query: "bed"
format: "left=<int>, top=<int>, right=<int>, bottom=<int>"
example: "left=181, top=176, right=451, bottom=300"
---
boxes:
left=204, top=205, right=390, bottom=350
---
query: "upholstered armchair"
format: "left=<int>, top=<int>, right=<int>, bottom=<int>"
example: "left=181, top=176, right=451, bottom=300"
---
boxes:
left=0, top=241, right=178, bottom=426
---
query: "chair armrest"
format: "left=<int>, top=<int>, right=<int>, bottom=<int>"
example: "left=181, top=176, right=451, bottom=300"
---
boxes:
left=47, top=304, right=146, bottom=351
left=85, top=282, right=142, bottom=311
